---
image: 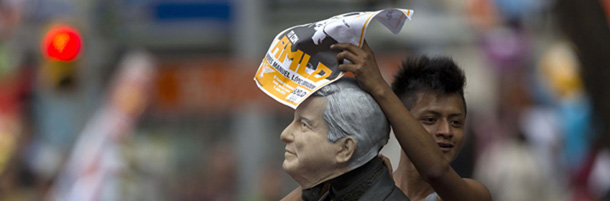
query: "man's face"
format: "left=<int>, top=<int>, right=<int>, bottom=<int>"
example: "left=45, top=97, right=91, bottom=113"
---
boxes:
left=280, top=96, right=343, bottom=188
left=410, top=92, right=466, bottom=162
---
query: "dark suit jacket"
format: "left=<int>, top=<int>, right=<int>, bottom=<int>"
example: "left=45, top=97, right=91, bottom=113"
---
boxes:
left=302, top=157, right=410, bottom=201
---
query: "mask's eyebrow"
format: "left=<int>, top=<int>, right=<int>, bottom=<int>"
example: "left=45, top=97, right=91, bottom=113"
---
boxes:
left=299, top=115, right=313, bottom=126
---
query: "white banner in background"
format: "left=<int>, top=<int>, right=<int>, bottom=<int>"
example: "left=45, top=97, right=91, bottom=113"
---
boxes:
left=51, top=51, right=155, bottom=201
left=254, top=8, right=413, bottom=109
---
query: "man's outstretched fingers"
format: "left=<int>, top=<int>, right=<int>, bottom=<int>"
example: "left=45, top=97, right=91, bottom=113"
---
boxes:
left=338, top=63, right=356, bottom=72
left=331, top=43, right=361, bottom=55
left=336, top=51, right=359, bottom=65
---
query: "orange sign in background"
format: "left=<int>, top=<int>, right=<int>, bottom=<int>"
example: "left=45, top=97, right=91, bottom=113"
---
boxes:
left=152, top=54, right=406, bottom=114
left=153, top=58, right=282, bottom=114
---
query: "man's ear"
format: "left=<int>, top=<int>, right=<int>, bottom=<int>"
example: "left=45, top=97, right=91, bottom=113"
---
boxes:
left=335, top=137, right=356, bottom=164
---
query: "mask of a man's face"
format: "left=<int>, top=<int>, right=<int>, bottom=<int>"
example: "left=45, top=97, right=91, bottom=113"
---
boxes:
left=280, top=96, right=350, bottom=189
left=279, top=77, right=389, bottom=189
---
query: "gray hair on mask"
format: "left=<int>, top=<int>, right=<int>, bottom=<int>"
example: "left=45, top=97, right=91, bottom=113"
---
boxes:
left=314, top=77, right=390, bottom=169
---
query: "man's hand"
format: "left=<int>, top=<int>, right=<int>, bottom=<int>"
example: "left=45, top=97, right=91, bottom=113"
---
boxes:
left=331, top=41, right=390, bottom=97
left=379, top=154, right=394, bottom=178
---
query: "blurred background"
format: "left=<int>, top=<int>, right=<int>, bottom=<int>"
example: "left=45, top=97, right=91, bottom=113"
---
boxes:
left=0, top=0, right=609, bottom=200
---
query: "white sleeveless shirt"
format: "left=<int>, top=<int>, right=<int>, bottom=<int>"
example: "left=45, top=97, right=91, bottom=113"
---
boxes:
left=424, top=192, right=438, bottom=201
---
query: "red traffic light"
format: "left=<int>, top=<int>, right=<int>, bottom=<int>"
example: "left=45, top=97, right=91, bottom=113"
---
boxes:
left=41, top=24, right=82, bottom=62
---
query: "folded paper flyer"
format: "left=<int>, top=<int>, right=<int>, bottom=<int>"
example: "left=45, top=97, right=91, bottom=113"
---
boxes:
left=254, top=8, right=413, bottom=109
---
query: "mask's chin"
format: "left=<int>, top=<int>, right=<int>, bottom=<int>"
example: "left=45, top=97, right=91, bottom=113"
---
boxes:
left=287, top=164, right=352, bottom=189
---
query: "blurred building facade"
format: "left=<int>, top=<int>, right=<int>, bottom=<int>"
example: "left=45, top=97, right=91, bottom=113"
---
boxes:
left=0, top=0, right=609, bottom=200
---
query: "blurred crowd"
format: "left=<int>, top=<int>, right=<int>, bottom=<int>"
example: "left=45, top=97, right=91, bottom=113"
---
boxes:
left=0, top=0, right=609, bottom=201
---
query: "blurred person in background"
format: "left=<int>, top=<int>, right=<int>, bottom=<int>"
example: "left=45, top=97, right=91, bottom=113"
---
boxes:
left=281, top=77, right=409, bottom=200
left=0, top=0, right=42, bottom=200
left=201, top=142, right=237, bottom=201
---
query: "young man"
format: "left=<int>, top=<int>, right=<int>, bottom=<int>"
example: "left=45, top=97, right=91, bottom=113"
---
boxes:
left=331, top=42, right=492, bottom=201
left=281, top=77, right=409, bottom=200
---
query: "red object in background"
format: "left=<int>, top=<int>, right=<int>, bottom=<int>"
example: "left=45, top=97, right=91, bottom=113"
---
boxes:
left=603, top=0, right=610, bottom=25
left=41, top=24, right=82, bottom=62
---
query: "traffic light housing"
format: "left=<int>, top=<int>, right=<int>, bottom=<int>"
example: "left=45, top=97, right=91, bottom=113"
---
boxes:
left=40, top=24, right=83, bottom=89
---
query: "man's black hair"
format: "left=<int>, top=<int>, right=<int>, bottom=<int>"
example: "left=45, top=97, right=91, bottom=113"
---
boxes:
left=391, top=56, right=467, bottom=112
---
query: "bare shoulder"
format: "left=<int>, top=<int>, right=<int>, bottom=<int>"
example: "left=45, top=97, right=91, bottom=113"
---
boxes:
left=281, top=187, right=303, bottom=201
left=464, top=178, right=492, bottom=201
left=436, top=179, right=491, bottom=201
